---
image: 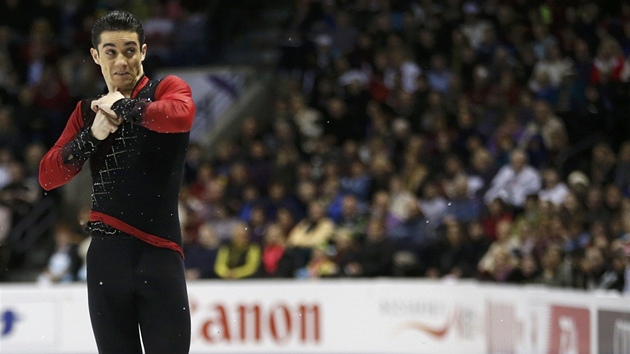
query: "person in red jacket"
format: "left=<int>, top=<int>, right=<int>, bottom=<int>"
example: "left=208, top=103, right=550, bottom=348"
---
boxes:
left=38, top=10, right=195, bottom=354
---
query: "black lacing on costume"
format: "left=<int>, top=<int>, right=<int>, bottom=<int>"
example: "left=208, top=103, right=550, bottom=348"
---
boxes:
left=111, top=98, right=150, bottom=124
left=87, top=221, right=135, bottom=240
left=62, top=128, right=101, bottom=165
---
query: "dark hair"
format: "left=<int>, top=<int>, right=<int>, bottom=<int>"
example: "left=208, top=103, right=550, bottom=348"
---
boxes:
left=91, top=10, right=145, bottom=49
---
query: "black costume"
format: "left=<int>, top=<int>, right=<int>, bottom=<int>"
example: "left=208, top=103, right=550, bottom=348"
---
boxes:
left=39, top=75, right=195, bottom=353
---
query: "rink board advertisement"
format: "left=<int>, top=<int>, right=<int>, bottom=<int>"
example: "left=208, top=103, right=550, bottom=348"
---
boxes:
left=0, top=279, right=629, bottom=354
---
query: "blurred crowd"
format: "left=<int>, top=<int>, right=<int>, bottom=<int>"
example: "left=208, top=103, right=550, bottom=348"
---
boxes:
left=1, top=0, right=630, bottom=295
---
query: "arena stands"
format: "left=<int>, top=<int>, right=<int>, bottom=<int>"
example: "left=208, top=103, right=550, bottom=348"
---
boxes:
left=0, top=0, right=628, bottom=295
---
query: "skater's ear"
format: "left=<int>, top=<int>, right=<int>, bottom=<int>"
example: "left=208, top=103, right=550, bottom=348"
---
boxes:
left=90, top=47, right=101, bottom=65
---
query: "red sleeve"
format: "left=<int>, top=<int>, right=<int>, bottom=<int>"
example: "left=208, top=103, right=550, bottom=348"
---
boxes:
left=140, top=75, right=195, bottom=133
left=38, top=101, right=86, bottom=191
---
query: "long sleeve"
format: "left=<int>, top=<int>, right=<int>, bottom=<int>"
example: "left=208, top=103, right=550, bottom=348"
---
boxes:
left=214, top=245, right=261, bottom=279
left=39, top=75, right=194, bottom=192
left=483, top=166, right=511, bottom=205
left=111, top=75, right=195, bottom=133
left=39, top=101, right=100, bottom=191
left=214, top=246, right=231, bottom=279
left=230, top=246, right=261, bottom=279
left=287, top=219, right=335, bottom=248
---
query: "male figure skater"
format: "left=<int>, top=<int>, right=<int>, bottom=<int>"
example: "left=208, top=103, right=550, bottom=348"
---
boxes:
left=39, top=10, right=195, bottom=354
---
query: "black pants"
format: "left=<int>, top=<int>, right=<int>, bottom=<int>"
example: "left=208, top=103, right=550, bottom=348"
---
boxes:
left=87, top=233, right=190, bottom=354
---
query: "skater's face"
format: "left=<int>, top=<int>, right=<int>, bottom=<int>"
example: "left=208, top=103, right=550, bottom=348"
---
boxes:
left=91, top=31, right=146, bottom=93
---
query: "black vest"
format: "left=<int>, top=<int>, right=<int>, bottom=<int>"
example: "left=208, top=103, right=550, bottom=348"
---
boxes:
left=81, top=79, right=189, bottom=246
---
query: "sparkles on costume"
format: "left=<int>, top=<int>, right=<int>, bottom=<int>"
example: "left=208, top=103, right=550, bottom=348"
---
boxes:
left=39, top=74, right=195, bottom=354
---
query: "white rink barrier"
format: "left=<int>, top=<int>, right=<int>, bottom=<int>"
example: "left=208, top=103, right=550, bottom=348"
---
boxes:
left=1, top=279, right=629, bottom=354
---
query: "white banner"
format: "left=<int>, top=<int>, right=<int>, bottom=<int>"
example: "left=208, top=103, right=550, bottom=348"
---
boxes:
left=1, top=280, right=628, bottom=353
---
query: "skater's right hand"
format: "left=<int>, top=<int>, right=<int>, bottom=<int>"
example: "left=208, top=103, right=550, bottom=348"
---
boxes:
left=91, top=109, right=123, bottom=140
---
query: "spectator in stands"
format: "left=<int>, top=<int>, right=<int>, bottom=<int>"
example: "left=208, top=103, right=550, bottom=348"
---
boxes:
left=506, top=252, right=541, bottom=284
left=478, top=219, right=520, bottom=279
left=567, top=170, right=590, bottom=201
left=384, top=47, right=421, bottom=94
left=589, top=141, right=617, bottom=188
left=22, top=142, right=46, bottom=180
left=459, top=1, right=492, bottom=51
left=583, top=185, right=607, bottom=226
left=186, top=161, right=215, bottom=202
left=287, top=200, right=335, bottom=268
left=263, top=180, right=304, bottom=222
left=339, top=159, right=371, bottom=202
left=599, top=249, right=627, bottom=292
left=271, top=145, right=301, bottom=192
left=246, top=139, right=273, bottom=192
left=559, top=191, right=586, bottom=227
left=213, top=140, right=238, bottom=178
left=322, top=97, right=366, bottom=147
left=331, top=194, right=369, bottom=239
left=290, top=93, right=324, bottom=155
left=532, top=244, right=572, bottom=288
left=12, top=87, right=45, bottom=149
left=236, top=184, right=263, bottom=222
left=331, top=227, right=358, bottom=274
left=342, top=218, right=393, bottom=278
left=169, top=4, right=209, bottom=66
left=520, top=100, right=568, bottom=159
left=37, top=221, right=81, bottom=284
left=31, top=62, right=73, bottom=145
left=224, top=161, right=251, bottom=213
left=484, top=149, right=542, bottom=210
left=467, top=220, right=492, bottom=276
left=247, top=205, right=268, bottom=245
left=275, top=206, right=297, bottom=236
left=389, top=196, right=435, bottom=249
left=366, top=152, right=394, bottom=200
left=260, top=222, right=294, bottom=278
left=444, top=174, right=482, bottom=223
left=439, top=154, right=474, bottom=197
left=562, top=218, right=590, bottom=256
left=426, top=54, right=452, bottom=94
left=1, top=160, right=43, bottom=242
left=368, top=189, right=392, bottom=223
left=418, top=180, right=448, bottom=227
left=428, top=218, right=476, bottom=279
left=190, top=174, right=227, bottom=224
left=479, top=244, right=518, bottom=283
left=481, top=197, right=514, bottom=241
left=452, top=110, right=484, bottom=164
left=388, top=173, right=418, bottom=225
left=182, top=142, right=205, bottom=185
left=184, top=223, right=219, bottom=280
left=142, top=2, right=175, bottom=67
left=590, top=36, right=629, bottom=85
left=538, top=168, right=570, bottom=206
left=0, top=107, right=26, bottom=155
left=528, top=44, right=574, bottom=95
left=208, top=204, right=241, bottom=244
left=604, top=184, right=624, bottom=224
left=301, top=241, right=337, bottom=279
left=214, top=222, right=261, bottom=280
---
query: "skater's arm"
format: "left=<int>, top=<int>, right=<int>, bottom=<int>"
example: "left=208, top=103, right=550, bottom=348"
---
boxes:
left=39, top=102, right=102, bottom=191
left=109, top=75, right=195, bottom=133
